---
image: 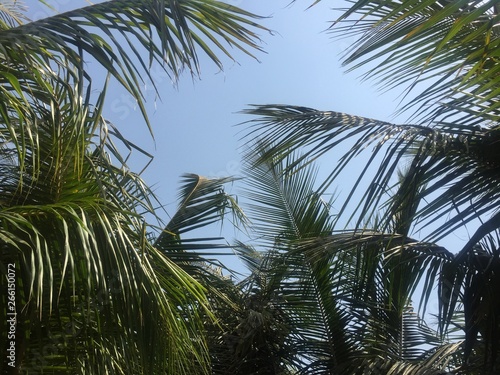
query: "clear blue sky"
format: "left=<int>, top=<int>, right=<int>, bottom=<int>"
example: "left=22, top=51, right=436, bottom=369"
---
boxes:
left=25, top=0, right=427, bottom=276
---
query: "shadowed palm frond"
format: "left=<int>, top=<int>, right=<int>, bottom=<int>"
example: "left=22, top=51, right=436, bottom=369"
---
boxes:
left=240, top=1, right=500, bottom=373
left=153, top=173, right=248, bottom=279
left=329, top=0, right=500, bottom=124
left=437, top=233, right=500, bottom=371
left=224, top=143, right=467, bottom=373
left=212, top=243, right=299, bottom=375
left=243, top=105, right=500, bottom=248
left=158, top=173, right=247, bottom=240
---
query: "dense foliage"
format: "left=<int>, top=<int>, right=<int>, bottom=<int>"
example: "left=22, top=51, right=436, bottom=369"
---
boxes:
left=237, top=0, right=500, bottom=373
left=1, top=0, right=499, bottom=374
left=0, top=1, right=264, bottom=373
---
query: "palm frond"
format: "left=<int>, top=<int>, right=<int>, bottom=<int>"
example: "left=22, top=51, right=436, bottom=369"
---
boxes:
left=301, top=233, right=449, bottom=323
left=437, top=233, right=500, bottom=371
left=159, top=173, right=246, bottom=240
left=0, top=0, right=268, bottom=135
left=230, top=144, right=468, bottom=373
left=152, top=173, right=248, bottom=280
left=0, top=79, right=211, bottom=374
left=243, top=105, right=500, bottom=247
left=218, top=245, right=299, bottom=374
left=0, top=1, right=269, bottom=373
left=330, top=0, right=500, bottom=123
left=242, top=140, right=335, bottom=249
left=239, top=145, right=357, bottom=373
left=151, top=173, right=249, bottom=331
left=0, top=0, right=28, bottom=28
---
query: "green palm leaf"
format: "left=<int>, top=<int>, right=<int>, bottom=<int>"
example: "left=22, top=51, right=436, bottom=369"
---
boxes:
left=158, top=173, right=246, bottom=241
left=240, top=141, right=467, bottom=372
left=0, top=0, right=267, bottom=136
left=153, top=172, right=248, bottom=279
left=0, top=0, right=28, bottom=27
left=329, top=0, right=500, bottom=123
left=0, top=0, right=268, bottom=373
left=240, top=145, right=357, bottom=373
left=240, top=1, right=500, bottom=372
left=244, top=105, right=500, bottom=248
left=0, top=79, right=211, bottom=373
left=242, top=141, right=335, bottom=247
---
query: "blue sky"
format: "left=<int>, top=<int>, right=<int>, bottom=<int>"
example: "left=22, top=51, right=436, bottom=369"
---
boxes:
left=24, top=0, right=416, bottom=275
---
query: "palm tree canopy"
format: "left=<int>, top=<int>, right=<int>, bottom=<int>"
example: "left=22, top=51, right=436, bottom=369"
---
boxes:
left=240, top=0, right=500, bottom=258
left=0, top=0, right=268, bottom=373
left=0, top=79, right=215, bottom=373
left=240, top=0, right=500, bottom=372
left=220, top=144, right=460, bottom=374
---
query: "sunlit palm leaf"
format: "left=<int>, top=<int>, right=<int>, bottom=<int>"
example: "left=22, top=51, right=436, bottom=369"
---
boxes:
left=240, top=145, right=358, bottom=373
left=158, top=173, right=246, bottom=240
left=242, top=141, right=335, bottom=248
left=0, top=0, right=267, bottom=138
left=0, top=0, right=268, bottom=373
left=0, top=0, right=28, bottom=28
left=0, top=80, right=211, bottom=373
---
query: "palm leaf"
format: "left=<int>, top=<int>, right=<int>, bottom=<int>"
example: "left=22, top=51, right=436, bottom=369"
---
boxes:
left=329, top=0, right=500, bottom=124
left=242, top=140, right=335, bottom=248
left=243, top=105, right=500, bottom=248
left=215, top=243, right=299, bottom=374
left=0, top=0, right=268, bottom=137
left=233, top=143, right=467, bottom=373
left=0, top=79, right=211, bottom=373
left=158, top=173, right=246, bottom=240
left=0, top=0, right=267, bottom=373
left=0, top=0, right=28, bottom=28
left=153, top=172, right=248, bottom=280
left=240, top=144, right=357, bottom=373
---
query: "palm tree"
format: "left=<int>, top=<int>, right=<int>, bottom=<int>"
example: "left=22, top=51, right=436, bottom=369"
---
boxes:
left=0, top=0, right=266, bottom=373
left=216, top=144, right=461, bottom=374
left=241, top=0, right=500, bottom=373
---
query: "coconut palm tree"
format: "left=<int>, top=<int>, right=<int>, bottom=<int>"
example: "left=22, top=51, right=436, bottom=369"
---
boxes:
left=0, top=0, right=266, bottom=373
left=241, top=0, right=500, bottom=373
left=213, top=145, right=459, bottom=374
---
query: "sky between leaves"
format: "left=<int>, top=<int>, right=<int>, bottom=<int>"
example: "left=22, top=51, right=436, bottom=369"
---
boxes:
left=23, top=0, right=445, bottom=277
